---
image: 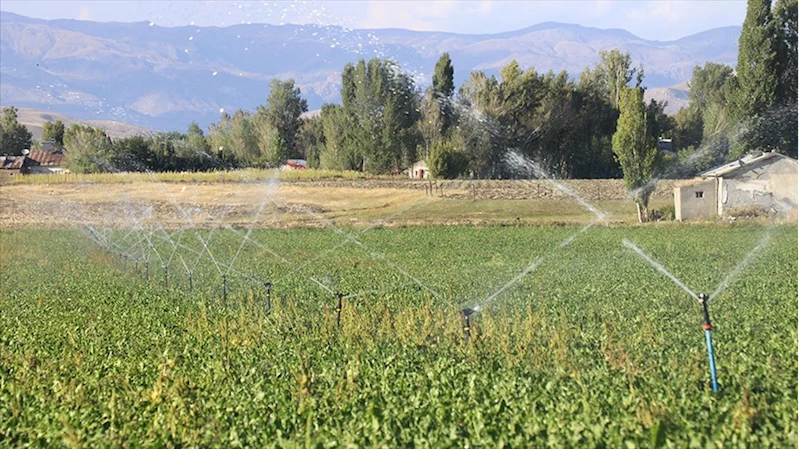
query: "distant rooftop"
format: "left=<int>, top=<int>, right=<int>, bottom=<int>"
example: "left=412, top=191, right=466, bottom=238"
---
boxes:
left=698, top=151, right=797, bottom=178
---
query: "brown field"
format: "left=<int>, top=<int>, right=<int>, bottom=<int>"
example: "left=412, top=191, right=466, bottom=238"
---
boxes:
left=0, top=176, right=676, bottom=229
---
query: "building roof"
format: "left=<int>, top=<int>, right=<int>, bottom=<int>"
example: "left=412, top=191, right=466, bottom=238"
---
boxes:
left=0, top=156, right=26, bottom=170
left=698, top=151, right=797, bottom=178
left=27, top=151, right=64, bottom=166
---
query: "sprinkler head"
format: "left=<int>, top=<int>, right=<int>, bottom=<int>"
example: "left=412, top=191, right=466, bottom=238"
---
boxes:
left=698, top=293, right=709, bottom=303
left=461, top=307, right=477, bottom=317
left=263, top=282, right=272, bottom=294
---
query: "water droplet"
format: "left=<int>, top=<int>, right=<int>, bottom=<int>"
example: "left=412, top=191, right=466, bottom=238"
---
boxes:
left=149, top=22, right=155, bottom=27
left=212, top=71, right=218, bottom=76
left=219, top=108, right=225, bottom=114
left=189, top=36, right=194, bottom=41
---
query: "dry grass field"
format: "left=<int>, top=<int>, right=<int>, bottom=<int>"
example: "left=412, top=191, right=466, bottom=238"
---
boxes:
left=1, top=176, right=674, bottom=229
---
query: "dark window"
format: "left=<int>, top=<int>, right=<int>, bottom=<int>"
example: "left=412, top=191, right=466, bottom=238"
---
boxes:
left=695, top=191, right=704, bottom=198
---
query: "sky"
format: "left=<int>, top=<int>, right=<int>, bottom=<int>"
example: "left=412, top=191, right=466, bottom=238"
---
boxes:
left=0, top=0, right=747, bottom=41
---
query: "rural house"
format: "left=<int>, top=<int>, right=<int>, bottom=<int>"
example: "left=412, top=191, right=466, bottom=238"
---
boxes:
left=674, top=151, right=798, bottom=221
left=0, top=155, right=29, bottom=178
left=408, top=160, right=429, bottom=179
left=27, top=151, right=67, bottom=174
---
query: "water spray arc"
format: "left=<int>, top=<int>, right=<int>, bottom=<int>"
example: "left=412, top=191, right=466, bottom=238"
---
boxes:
left=622, top=234, right=770, bottom=393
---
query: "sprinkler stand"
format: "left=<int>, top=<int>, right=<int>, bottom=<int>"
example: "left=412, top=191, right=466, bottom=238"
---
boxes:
left=698, top=293, right=719, bottom=392
left=163, top=264, right=168, bottom=288
left=188, top=270, right=193, bottom=292
left=461, top=307, right=476, bottom=342
left=263, top=282, right=272, bottom=312
left=222, top=274, right=228, bottom=305
left=336, top=293, right=343, bottom=327
left=145, top=261, right=150, bottom=281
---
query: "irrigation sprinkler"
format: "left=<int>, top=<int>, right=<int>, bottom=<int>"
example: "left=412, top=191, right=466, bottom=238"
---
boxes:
left=460, top=307, right=477, bottom=342
left=145, top=260, right=150, bottom=281
left=188, top=270, right=193, bottom=292
left=263, top=282, right=272, bottom=312
left=163, top=264, right=169, bottom=288
left=336, top=292, right=344, bottom=327
left=698, top=293, right=719, bottom=393
left=222, top=274, right=228, bottom=304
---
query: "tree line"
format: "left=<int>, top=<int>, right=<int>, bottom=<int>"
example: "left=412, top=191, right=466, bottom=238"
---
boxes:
left=1, top=0, right=794, bottom=184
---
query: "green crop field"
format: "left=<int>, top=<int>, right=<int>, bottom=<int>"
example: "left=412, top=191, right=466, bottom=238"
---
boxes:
left=1, top=224, right=796, bottom=447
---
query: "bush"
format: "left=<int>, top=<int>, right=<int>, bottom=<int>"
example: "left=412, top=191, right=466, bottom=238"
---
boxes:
left=428, top=140, right=470, bottom=179
left=652, top=204, right=675, bottom=221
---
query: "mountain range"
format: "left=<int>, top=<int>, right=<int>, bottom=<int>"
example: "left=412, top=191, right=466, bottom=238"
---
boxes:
left=0, top=11, right=740, bottom=133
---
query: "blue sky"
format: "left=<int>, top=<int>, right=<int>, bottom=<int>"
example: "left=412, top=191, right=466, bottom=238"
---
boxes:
left=1, top=0, right=746, bottom=41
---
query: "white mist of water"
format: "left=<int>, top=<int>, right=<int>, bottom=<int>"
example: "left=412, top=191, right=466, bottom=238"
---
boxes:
left=504, top=150, right=607, bottom=220
left=560, top=217, right=604, bottom=249
left=296, top=204, right=443, bottom=299
left=710, top=232, right=772, bottom=301
left=622, top=238, right=698, bottom=300
left=472, top=257, right=545, bottom=311
left=310, top=276, right=336, bottom=295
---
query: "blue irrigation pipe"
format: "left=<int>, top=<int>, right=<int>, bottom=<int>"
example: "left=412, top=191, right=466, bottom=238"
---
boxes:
left=699, top=294, right=719, bottom=393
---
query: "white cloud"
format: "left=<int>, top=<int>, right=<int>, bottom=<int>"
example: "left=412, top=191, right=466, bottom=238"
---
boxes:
left=361, top=1, right=438, bottom=30
left=77, top=6, right=93, bottom=21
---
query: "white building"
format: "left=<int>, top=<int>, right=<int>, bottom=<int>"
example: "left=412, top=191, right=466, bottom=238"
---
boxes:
left=409, top=160, right=429, bottom=179
left=674, top=151, right=797, bottom=221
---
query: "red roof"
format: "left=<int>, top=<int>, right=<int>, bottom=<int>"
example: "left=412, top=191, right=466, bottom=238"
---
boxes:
left=0, top=156, right=26, bottom=170
left=27, top=151, right=64, bottom=166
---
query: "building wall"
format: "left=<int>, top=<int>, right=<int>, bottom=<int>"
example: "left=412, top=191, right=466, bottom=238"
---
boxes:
left=28, top=166, right=68, bottom=175
left=410, top=162, right=429, bottom=179
left=0, top=169, right=22, bottom=179
left=720, top=157, right=798, bottom=215
left=675, top=178, right=717, bottom=221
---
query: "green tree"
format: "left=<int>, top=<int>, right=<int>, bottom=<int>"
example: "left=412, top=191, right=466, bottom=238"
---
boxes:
left=597, top=50, right=640, bottom=108
left=673, top=106, right=704, bottom=152
left=187, top=122, right=210, bottom=153
left=612, top=87, right=659, bottom=222
left=112, top=135, right=154, bottom=172
left=260, top=78, right=308, bottom=163
left=297, top=115, right=325, bottom=168
left=0, top=106, right=33, bottom=155
left=418, top=88, right=445, bottom=160
left=41, top=120, right=66, bottom=147
left=63, top=125, right=112, bottom=173
left=773, top=0, right=798, bottom=104
left=731, top=0, right=778, bottom=120
left=765, top=0, right=799, bottom=157
left=208, top=110, right=259, bottom=165
left=433, top=53, right=455, bottom=99
left=337, top=58, right=420, bottom=173
left=688, top=63, right=734, bottom=112
left=319, top=104, right=359, bottom=171
left=428, top=139, right=469, bottom=179
left=432, top=53, right=456, bottom=136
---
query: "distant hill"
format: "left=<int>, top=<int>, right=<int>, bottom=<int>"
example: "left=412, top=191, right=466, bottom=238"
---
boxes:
left=15, top=108, right=152, bottom=140
left=645, top=84, right=691, bottom=115
left=0, top=11, right=739, bottom=131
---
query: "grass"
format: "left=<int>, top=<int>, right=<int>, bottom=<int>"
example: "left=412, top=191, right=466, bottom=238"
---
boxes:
left=1, top=224, right=796, bottom=447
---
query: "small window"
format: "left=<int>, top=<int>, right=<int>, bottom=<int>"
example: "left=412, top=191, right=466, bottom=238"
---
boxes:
left=695, top=191, right=704, bottom=198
